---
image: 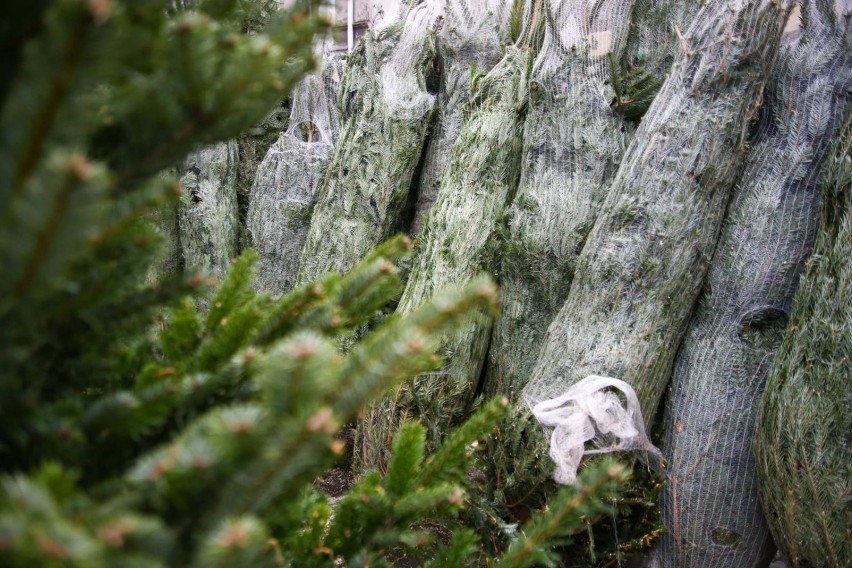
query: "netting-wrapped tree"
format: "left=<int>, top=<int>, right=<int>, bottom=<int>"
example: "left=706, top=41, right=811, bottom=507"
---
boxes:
left=658, top=3, right=851, bottom=566
left=620, top=0, right=707, bottom=79
left=753, top=111, right=851, bottom=568
left=178, top=140, right=240, bottom=282
left=409, top=0, right=513, bottom=234
left=296, top=1, right=442, bottom=283
left=482, top=0, right=706, bottom=523
left=247, top=61, right=340, bottom=294
left=485, top=0, right=710, bottom=403
left=357, top=1, right=546, bottom=471
left=520, top=0, right=788, bottom=477
left=482, top=0, right=639, bottom=402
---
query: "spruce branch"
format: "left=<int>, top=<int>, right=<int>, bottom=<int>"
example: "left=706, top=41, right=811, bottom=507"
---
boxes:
left=494, top=460, right=628, bottom=568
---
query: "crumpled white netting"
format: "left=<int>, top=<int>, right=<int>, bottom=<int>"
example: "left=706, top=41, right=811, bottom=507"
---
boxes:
left=531, top=375, right=663, bottom=484
left=247, top=48, right=341, bottom=293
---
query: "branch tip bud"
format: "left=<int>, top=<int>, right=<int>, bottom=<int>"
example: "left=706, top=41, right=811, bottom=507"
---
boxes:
left=289, top=341, right=317, bottom=358
left=477, top=282, right=498, bottom=300
left=218, top=521, right=249, bottom=549
left=330, top=439, right=346, bottom=455
left=66, top=154, right=94, bottom=182
left=307, top=407, right=338, bottom=434
left=88, top=0, right=111, bottom=23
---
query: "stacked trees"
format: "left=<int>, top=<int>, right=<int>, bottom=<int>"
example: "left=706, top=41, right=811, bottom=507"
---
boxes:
left=754, top=113, right=851, bottom=567
left=485, top=0, right=710, bottom=403
left=522, top=0, right=790, bottom=429
left=410, top=0, right=514, bottom=234
left=0, top=1, right=636, bottom=565
left=658, top=2, right=851, bottom=565
left=296, top=1, right=442, bottom=283
left=479, top=0, right=789, bottom=524
left=247, top=65, right=340, bottom=294
left=358, top=0, right=546, bottom=471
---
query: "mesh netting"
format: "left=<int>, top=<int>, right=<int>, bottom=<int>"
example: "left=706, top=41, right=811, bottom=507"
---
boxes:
left=410, top=0, right=514, bottom=234
left=247, top=54, right=341, bottom=294
left=658, top=3, right=851, bottom=566
left=482, top=0, right=639, bottom=402
left=532, top=375, right=662, bottom=484
left=522, top=0, right=789, bottom=478
left=621, top=0, right=707, bottom=78
left=754, top=112, right=851, bottom=568
left=296, top=0, right=442, bottom=284
left=177, top=140, right=239, bottom=282
left=356, top=1, right=547, bottom=472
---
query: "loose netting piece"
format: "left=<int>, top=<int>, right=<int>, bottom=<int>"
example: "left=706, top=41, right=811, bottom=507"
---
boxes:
left=296, top=0, right=442, bottom=283
left=177, top=140, right=239, bottom=282
left=409, top=0, right=513, bottom=234
left=658, top=3, right=851, bottom=566
left=356, top=1, right=547, bottom=472
left=247, top=55, right=341, bottom=294
left=532, top=375, right=662, bottom=484
left=522, top=0, right=789, bottom=478
left=482, top=0, right=638, bottom=402
left=754, top=113, right=851, bottom=567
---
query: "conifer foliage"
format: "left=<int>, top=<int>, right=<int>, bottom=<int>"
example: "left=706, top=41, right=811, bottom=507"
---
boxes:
left=0, top=1, right=628, bottom=565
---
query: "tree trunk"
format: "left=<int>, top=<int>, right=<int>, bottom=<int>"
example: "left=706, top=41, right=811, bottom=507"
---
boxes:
left=659, top=3, right=851, bottom=566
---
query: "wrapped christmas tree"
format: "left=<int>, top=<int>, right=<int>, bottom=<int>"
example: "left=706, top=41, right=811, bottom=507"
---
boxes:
left=357, top=0, right=546, bottom=471
left=754, top=112, right=851, bottom=568
left=658, top=2, right=851, bottom=565
left=247, top=59, right=340, bottom=294
left=0, top=2, right=632, bottom=565
left=178, top=140, right=240, bottom=282
left=409, top=0, right=514, bottom=234
left=485, top=0, right=708, bottom=402
left=296, top=0, right=443, bottom=283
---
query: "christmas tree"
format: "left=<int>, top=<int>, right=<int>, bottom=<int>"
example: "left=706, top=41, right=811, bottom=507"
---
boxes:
left=0, top=1, right=628, bottom=565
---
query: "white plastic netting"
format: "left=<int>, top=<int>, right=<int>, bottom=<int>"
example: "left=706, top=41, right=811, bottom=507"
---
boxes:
left=410, top=0, right=514, bottom=233
left=657, top=1, right=852, bottom=565
left=532, top=375, right=663, bottom=484
left=483, top=0, right=640, bottom=402
left=247, top=51, right=341, bottom=294
left=380, top=0, right=445, bottom=120
left=521, top=0, right=790, bottom=484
